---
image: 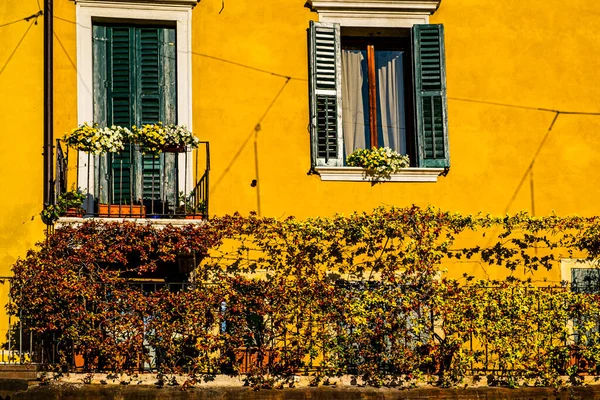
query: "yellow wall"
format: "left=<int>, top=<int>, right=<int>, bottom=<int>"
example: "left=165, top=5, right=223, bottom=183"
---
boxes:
left=0, top=5, right=45, bottom=265
left=3, top=0, right=600, bottom=288
left=0, top=1, right=46, bottom=342
left=192, top=0, right=600, bottom=223
left=193, top=0, right=600, bottom=282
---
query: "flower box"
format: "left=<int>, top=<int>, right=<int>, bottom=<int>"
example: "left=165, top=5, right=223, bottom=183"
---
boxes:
left=162, top=145, right=186, bottom=153
left=234, top=347, right=280, bottom=374
left=64, top=207, right=84, bottom=218
left=98, top=204, right=146, bottom=218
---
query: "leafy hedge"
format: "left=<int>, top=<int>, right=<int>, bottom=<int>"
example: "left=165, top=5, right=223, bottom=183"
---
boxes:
left=9, top=207, right=600, bottom=387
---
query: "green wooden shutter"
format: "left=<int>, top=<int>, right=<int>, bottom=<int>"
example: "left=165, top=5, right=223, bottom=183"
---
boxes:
left=94, top=24, right=177, bottom=208
left=92, top=25, right=110, bottom=204
left=108, top=27, right=134, bottom=204
left=138, top=28, right=163, bottom=201
left=135, top=27, right=177, bottom=203
left=413, top=24, right=449, bottom=168
left=309, top=21, right=343, bottom=167
left=160, top=28, right=178, bottom=206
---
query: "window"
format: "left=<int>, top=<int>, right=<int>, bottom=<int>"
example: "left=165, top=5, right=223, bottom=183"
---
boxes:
left=92, top=23, right=177, bottom=206
left=340, top=29, right=414, bottom=160
left=74, top=0, right=195, bottom=206
left=561, top=259, right=600, bottom=344
left=308, top=20, right=449, bottom=176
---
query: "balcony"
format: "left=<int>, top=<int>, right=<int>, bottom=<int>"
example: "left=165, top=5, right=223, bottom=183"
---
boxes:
left=54, top=140, right=210, bottom=220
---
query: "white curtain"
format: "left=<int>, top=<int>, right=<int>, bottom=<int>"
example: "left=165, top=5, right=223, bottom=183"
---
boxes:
left=376, top=51, right=406, bottom=154
left=341, top=50, right=368, bottom=158
left=341, top=49, right=407, bottom=156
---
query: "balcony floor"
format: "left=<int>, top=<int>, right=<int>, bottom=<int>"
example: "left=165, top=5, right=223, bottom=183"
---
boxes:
left=56, top=216, right=206, bottom=228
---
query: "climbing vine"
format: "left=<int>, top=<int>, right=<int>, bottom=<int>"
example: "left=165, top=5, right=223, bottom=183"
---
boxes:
left=9, top=206, right=600, bottom=388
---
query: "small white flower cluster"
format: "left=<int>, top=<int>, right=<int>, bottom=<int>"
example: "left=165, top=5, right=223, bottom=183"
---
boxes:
left=95, top=126, right=128, bottom=154
left=346, top=147, right=410, bottom=180
left=64, top=123, right=127, bottom=155
left=163, top=124, right=200, bottom=148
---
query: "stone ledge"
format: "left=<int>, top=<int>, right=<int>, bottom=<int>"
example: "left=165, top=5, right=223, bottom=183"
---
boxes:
left=307, top=0, right=442, bottom=14
left=8, top=383, right=600, bottom=400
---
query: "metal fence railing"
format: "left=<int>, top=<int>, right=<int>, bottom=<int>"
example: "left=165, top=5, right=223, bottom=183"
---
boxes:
left=1, top=277, right=597, bottom=376
left=54, top=140, right=210, bottom=220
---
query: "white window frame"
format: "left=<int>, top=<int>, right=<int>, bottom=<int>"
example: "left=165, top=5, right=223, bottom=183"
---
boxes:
left=75, top=0, right=194, bottom=196
left=561, top=258, right=600, bottom=288
left=561, top=258, right=600, bottom=344
left=308, top=0, right=445, bottom=182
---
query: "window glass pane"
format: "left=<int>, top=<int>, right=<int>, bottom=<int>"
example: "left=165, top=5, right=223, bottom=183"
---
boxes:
left=572, top=268, right=600, bottom=294
left=341, top=49, right=370, bottom=158
left=571, top=268, right=600, bottom=345
left=375, top=50, right=407, bottom=155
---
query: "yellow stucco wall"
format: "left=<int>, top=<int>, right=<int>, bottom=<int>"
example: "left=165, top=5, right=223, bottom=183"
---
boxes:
left=0, top=1, right=46, bottom=344
left=193, top=0, right=600, bottom=282
left=193, top=0, right=600, bottom=219
left=3, top=0, right=600, bottom=294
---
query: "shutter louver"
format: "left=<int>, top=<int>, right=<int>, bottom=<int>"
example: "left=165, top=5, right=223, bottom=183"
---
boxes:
left=413, top=24, right=450, bottom=168
left=110, top=27, right=133, bottom=127
left=309, top=21, right=343, bottom=167
left=139, top=28, right=161, bottom=125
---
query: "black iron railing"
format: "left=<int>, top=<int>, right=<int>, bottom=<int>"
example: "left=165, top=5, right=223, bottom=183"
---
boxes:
left=0, top=278, right=594, bottom=375
left=55, top=140, right=210, bottom=219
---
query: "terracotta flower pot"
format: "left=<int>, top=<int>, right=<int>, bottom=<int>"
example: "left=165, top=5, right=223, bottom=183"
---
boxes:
left=64, top=208, right=84, bottom=217
left=98, top=204, right=146, bottom=218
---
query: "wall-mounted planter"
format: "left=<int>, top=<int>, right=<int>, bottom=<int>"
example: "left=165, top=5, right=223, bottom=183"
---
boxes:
left=162, top=145, right=186, bottom=153
left=64, top=208, right=84, bottom=218
left=98, top=204, right=146, bottom=218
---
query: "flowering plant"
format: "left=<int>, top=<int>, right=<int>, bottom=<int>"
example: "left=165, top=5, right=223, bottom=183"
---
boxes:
left=64, top=123, right=199, bottom=154
left=63, top=123, right=129, bottom=154
left=133, top=123, right=199, bottom=153
left=39, top=188, right=86, bottom=225
left=346, top=147, right=410, bottom=180
left=164, top=124, right=200, bottom=149
left=176, top=190, right=207, bottom=215
left=17, top=208, right=600, bottom=387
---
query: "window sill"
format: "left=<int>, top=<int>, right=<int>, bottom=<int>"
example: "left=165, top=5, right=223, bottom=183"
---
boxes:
left=314, top=167, right=445, bottom=182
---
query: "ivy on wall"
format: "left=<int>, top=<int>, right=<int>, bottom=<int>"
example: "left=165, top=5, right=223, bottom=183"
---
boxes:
left=9, top=207, right=600, bottom=388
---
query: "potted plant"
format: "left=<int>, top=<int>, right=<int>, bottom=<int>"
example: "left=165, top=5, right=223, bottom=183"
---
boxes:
left=132, top=123, right=200, bottom=153
left=56, top=189, right=86, bottom=217
left=177, top=191, right=206, bottom=219
left=64, top=122, right=199, bottom=155
left=63, top=123, right=130, bottom=154
left=40, top=204, right=61, bottom=225
left=98, top=203, right=146, bottom=218
left=346, top=147, right=410, bottom=180
left=39, top=189, right=86, bottom=224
